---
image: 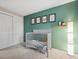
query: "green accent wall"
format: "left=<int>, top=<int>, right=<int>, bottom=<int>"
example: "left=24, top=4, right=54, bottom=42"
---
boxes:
left=24, top=1, right=78, bottom=54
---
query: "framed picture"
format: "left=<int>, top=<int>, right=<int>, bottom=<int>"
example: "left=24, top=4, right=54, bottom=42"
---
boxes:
left=42, top=16, right=47, bottom=23
left=49, top=13, right=56, bottom=22
left=32, top=18, right=35, bottom=24
left=36, top=17, right=41, bottom=23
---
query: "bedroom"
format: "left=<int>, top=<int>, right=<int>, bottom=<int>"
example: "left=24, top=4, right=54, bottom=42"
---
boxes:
left=0, top=0, right=78, bottom=59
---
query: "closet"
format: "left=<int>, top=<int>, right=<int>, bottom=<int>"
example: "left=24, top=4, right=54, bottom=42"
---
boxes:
left=0, top=12, right=23, bottom=49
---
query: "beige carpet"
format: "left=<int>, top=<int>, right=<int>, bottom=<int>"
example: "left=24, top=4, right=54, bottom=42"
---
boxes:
left=48, top=48, right=78, bottom=59
left=0, top=45, right=47, bottom=59
left=0, top=45, right=78, bottom=59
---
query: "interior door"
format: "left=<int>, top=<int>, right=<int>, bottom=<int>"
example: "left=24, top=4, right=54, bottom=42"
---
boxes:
left=0, top=13, right=12, bottom=49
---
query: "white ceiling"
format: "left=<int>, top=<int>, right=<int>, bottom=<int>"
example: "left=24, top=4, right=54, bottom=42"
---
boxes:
left=0, top=0, right=74, bottom=16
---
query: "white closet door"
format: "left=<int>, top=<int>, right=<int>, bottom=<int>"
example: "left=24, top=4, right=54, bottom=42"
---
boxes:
left=7, top=16, right=13, bottom=47
left=0, top=13, right=12, bottom=49
left=13, top=16, right=23, bottom=44
left=13, top=16, right=19, bottom=44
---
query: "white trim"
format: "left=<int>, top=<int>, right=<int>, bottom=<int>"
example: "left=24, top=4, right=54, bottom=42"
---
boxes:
left=0, top=11, right=13, bottom=17
left=0, top=8, right=23, bottom=17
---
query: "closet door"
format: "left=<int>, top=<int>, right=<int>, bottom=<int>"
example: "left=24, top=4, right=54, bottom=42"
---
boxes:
left=0, top=13, right=12, bottom=49
left=7, top=16, right=13, bottom=47
left=13, top=16, right=23, bottom=44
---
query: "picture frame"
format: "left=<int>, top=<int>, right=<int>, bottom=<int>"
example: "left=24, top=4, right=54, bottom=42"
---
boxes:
left=36, top=17, right=41, bottom=24
left=32, top=18, right=35, bottom=24
left=42, top=16, right=47, bottom=23
left=49, top=13, right=56, bottom=22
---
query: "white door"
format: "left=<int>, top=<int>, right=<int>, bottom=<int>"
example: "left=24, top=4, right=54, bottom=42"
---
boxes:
left=13, top=16, right=23, bottom=44
left=0, top=13, right=12, bottom=49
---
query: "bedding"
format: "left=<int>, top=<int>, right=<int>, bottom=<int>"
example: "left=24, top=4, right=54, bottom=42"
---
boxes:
left=26, top=39, right=47, bottom=53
